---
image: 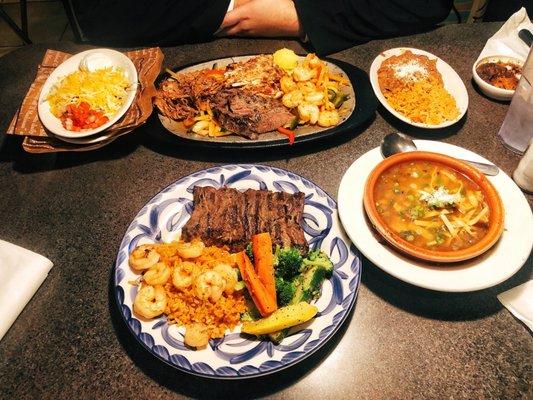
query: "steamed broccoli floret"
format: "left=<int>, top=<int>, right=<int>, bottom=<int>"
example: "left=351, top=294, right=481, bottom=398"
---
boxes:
left=269, top=250, right=334, bottom=343
left=245, top=242, right=254, bottom=263
left=289, top=250, right=334, bottom=305
left=291, top=265, right=328, bottom=304
left=301, top=250, right=333, bottom=278
left=269, top=249, right=334, bottom=344
left=241, top=293, right=261, bottom=322
left=274, top=247, right=303, bottom=281
left=275, top=277, right=296, bottom=307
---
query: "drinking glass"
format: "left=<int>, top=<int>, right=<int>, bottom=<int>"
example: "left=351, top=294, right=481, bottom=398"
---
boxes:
left=498, top=45, right=533, bottom=154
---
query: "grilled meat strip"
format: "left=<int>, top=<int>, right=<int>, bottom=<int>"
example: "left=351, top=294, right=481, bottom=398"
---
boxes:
left=212, top=90, right=294, bottom=139
left=182, top=186, right=308, bottom=254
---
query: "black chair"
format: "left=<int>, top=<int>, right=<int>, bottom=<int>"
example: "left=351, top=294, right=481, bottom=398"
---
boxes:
left=61, top=0, right=85, bottom=42
left=0, top=0, right=31, bottom=44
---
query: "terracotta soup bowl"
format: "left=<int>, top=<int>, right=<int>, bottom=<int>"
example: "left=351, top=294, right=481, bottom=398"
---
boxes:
left=363, top=151, right=504, bottom=263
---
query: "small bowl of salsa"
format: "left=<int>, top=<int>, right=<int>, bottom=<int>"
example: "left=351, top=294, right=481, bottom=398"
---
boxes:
left=363, top=151, right=504, bottom=263
left=473, top=56, right=523, bottom=101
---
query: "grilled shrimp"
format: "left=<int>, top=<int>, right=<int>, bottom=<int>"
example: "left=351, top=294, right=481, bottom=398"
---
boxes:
left=213, top=263, right=238, bottom=294
left=176, top=240, right=204, bottom=259
left=298, top=103, right=320, bottom=125
left=318, top=110, right=340, bottom=127
left=280, top=75, right=297, bottom=93
left=184, top=323, right=209, bottom=348
left=129, top=244, right=160, bottom=271
left=282, top=90, right=303, bottom=109
left=194, top=270, right=225, bottom=302
left=292, top=66, right=316, bottom=82
left=298, top=81, right=317, bottom=93
left=133, top=284, right=167, bottom=319
left=143, top=262, right=171, bottom=285
left=172, top=261, right=199, bottom=289
left=305, top=91, right=325, bottom=105
left=305, top=53, right=321, bottom=68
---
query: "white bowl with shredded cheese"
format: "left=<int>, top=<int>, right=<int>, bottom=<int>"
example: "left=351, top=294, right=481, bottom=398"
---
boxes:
left=38, top=49, right=138, bottom=139
left=369, top=47, right=468, bottom=129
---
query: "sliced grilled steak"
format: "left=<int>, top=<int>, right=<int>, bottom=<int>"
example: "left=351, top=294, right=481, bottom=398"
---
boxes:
left=213, top=90, right=294, bottom=139
left=182, top=186, right=308, bottom=254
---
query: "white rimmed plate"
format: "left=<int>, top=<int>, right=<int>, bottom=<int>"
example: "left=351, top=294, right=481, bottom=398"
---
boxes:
left=369, top=47, right=468, bottom=129
left=38, top=49, right=138, bottom=139
left=338, top=141, right=532, bottom=292
left=114, top=164, right=361, bottom=378
left=47, top=126, right=118, bottom=145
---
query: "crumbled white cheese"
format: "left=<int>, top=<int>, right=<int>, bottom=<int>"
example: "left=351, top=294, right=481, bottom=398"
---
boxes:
left=392, top=61, right=428, bottom=81
left=419, top=186, right=461, bottom=208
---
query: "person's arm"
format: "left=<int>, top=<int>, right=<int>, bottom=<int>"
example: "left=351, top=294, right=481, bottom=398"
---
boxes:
left=294, top=0, right=454, bottom=54
left=72, top=0, right=231, bottom=46
left=218, top=0, right=302, bottom=38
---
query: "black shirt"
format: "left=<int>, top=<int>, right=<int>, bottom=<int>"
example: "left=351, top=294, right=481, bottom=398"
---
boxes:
left=72, top=0, right=231, bottom=46
left=72, top=0, right=452, bottom=54
left=294, top=0, right=453, bottom=54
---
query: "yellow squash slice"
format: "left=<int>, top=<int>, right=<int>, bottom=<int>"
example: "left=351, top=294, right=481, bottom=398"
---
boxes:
left=241, top=302, right=318, bottom=336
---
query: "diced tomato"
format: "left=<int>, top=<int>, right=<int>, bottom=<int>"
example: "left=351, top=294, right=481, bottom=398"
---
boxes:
left=59, top=102, right=109, bottom=132
left=79, top=101, right=90, bottom=112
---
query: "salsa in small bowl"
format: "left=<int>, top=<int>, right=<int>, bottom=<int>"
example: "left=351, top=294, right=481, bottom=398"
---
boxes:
left=472, top=56, right=524, bottom=101
left=363, top=151, right=504, bottom=263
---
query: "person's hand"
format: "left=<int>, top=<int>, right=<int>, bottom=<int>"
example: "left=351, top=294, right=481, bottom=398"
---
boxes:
left=218, top=0, right=302, bottom=38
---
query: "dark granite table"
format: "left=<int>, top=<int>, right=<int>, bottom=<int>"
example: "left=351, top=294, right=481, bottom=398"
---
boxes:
left=0, top=23, right=531, bottom=399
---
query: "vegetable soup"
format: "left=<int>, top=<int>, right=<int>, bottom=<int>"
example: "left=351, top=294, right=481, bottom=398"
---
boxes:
left=374, top=161, right=490, bottom=252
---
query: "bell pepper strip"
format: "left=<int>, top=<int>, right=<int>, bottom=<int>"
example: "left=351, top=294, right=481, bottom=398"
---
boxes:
left=252, top=233, right=276, bottom=303
left=183, top=116, right=196, bottom=128
left=277, top=126, right=295, bottom=145
left=236, top=252, right=277, bottom=317
left=333, top=93, right=349, bottom=109
left=287, top=116, right=299, bottom=130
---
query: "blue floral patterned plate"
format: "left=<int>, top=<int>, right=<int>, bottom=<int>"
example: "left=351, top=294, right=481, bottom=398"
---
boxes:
left=114, top=164, right=361, bottom=379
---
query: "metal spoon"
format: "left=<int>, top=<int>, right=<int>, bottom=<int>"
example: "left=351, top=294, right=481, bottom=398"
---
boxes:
left=380, top=132, right=499, bottom=176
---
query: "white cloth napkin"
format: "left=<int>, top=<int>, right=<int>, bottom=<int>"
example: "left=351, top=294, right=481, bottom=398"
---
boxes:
left=497, top=280, right=533, bottom=332
left=476, top=7, right=533, bottom=63
left=0, top=239, right=53, bottom=341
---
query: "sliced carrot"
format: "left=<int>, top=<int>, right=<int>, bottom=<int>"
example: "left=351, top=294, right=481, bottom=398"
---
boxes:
left=236, top=252, right=277, bottom=317
left=277, top=126, right=295, bottom=145
left=252, top=233, right=276, bottom=303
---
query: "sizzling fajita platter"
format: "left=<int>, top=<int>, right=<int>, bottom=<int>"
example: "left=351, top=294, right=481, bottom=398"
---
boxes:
left=153, top=49, right=377, bottom=148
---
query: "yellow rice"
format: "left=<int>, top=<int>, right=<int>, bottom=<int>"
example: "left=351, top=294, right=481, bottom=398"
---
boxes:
left=378, top=51, right=460, bottom=125
left=149, top=242, right=246, bottom=339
